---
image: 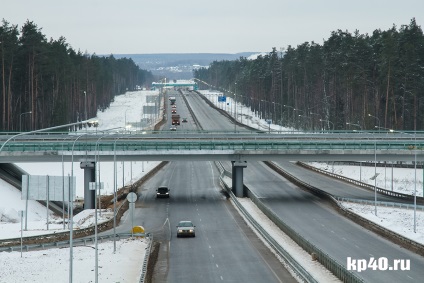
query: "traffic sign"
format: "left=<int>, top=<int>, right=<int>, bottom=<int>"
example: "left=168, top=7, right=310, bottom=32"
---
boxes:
left=127, top=192, right=137, bottom=203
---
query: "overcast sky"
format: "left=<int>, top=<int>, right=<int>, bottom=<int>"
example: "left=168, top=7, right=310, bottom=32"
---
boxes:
left=2, top=0, right=423, bottom=55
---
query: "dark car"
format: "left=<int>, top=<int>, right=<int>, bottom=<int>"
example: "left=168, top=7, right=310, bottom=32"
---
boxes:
left=182, top=118, right=187, bottom=123
left=176, top=220, right=195, bottom=237
left=156, top=186, right=170, bottom=198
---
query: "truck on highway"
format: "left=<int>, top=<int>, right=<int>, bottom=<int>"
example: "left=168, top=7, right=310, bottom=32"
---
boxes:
left=169, top=96, right=176, bottom=105
left=172, top=114, right=180, bottom=125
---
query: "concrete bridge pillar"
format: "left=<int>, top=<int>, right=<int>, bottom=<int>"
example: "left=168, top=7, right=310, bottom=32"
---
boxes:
left=80, top=161, right=95, bottom=209
left=232, top=161, right=247, bottom=197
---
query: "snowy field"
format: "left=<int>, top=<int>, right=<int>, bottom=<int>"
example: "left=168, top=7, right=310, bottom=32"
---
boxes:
left=0, top=237, right=148, bottom=283
left=0, top=87, right=423, bottom=282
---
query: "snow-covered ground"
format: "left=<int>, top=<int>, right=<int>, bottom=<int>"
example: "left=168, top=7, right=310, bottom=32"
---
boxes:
left=0, top=87, right=423, bottom=282
left=307, top=161, right=424, bottom=197
left=0, top=237, right=148, bottom=283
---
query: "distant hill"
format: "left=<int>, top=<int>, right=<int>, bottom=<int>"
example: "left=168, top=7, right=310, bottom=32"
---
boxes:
left=113, top=53, right=259, bottom=80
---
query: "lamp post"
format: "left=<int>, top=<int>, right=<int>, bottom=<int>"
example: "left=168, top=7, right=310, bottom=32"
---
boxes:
left=346, top=122, right=362, bottom=130
left=320, top=119, right=334, bottom=131
left=273, top=102, right=283, bottom=131
left=373, top=138, right=378, bottom=216
left=298, top=114, right=312, bottom=131
left=368, top=113, right=380, bottom=132
left=124, top=108, right=131, bottom=133
left=113, top=136, right=123, bottom=253
left=20, top=111, right=32, bottom=132
left=83, top=91, right=88, bottom=121
left=69, top=132, right=89, bottom=283
left=309, top=112, right=322, bottom=131
left=293, top=109, right=303, bottom=129
left=283, top=105, right=295, bottom=129
left=346, top=122, right=364, bottom=183
left=414, top=131, right=417, bottom=233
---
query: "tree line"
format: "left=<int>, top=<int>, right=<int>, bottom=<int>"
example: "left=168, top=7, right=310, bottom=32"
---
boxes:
left=0, top=19, right=154, bottom=131
left=194, top=18, right=424, bottom=132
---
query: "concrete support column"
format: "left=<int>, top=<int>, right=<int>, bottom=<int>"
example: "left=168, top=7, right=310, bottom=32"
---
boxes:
left=232, top=161, right=247, bottom=197
left=80, top=161, right=95, bottom=209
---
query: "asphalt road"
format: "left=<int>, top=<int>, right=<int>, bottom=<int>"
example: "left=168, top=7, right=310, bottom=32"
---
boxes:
left=107, top=90, right=424, bottom=283
left=240, top=161, right=424, bottom=282
left=185, top=91, right=424, bottom=282
left=120, top=90, right=296, bottom=283
left=124, top=160, right=294, bottom=283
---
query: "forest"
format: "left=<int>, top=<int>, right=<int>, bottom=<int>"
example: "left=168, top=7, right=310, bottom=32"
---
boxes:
left=0, top=19, right=154, bottom=131
left=194, top=18, right=424, bottom=132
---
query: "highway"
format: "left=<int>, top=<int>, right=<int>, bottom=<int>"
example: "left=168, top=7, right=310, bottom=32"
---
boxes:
left=123, top=90, right=296, bottom=282
left=4, top=88, right=423, bottom=282
left=183, top=90, right=424, bottom=282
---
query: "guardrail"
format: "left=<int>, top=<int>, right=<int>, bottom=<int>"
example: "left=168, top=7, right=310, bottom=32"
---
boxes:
left=261, top=161, right=366, bottom=282
left=297, top=161, right=424, bottom=205
left=2, top=137, right=424, bottom=153
left=0, top=232, right=148, bottom=253
left=267, top=161, right=424, bottom=257
left=215, top=162, right=319, bottom=283
left=139, top=234, right=153, bottom=283
left=337, top=197, right=424, bottom=211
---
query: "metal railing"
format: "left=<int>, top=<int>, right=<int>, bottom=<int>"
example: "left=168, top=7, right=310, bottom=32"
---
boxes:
left=297, top=161, right=424, bottom=204
left=215, top=161, right=319, bottom=283
left=0, top=232, right=148, bottom=253
left=337, top=197, right=424, bottom=210
left=1, top=139, right=423, bottom=153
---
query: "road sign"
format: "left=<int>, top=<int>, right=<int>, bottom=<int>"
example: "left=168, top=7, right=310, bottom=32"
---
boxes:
left=127, top=192, right=137, bottom=203
left=218, top=96, right=227, bottom=102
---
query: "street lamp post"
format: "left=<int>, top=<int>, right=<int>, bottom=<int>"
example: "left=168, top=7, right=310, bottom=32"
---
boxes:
left=124, top=108, right=130, bottom=132
left=320, top=119, right=334, bottom=131
left=346, top=122, right=362, bottom=130
left=298, top=114, right=312, bottom=131
left=83, top=91, right=88, bottom=121
left=113, top=136, right=123, bottom=253
left=309, top=112, right=322, bottom=131
left=346, top=122, right=364, bottom=182
left=368, top=113, right=380, bottom=132
left=20, top=111, right=32, bottom=132
left=283, top=105, right=295, bottom=129
left=70, top=133, right=89, bottom=283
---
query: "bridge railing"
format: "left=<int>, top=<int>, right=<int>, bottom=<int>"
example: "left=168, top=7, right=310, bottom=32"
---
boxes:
left=1, top=139, right=423, bottom=153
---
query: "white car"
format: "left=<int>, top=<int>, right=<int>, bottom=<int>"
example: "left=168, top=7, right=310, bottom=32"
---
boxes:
left=176, top=220, right=195, bottom=237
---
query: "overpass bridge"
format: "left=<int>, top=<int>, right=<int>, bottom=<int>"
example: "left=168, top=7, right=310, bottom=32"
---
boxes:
left=1, top=131, right=424, bottom=206
left=1, top=131, right=424, bottom=163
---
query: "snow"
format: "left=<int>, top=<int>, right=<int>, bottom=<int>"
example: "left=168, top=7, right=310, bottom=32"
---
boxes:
left=0, top=87, right=423, bottom=282
left=307, top=161, right=424, bottom=197
left=234, top=197, right=340, bottom=283
left=0, top=237, right=148, bottom=283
